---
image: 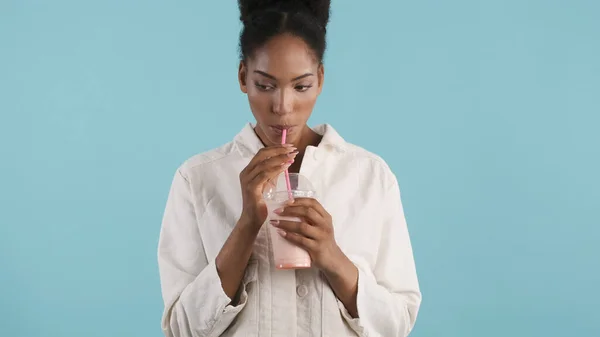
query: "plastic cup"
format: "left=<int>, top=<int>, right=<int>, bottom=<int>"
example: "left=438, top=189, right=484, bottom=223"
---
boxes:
left=263, top=172, right=315, bottom=269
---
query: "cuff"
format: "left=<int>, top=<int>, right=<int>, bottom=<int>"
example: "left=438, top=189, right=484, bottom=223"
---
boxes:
left=337, top=298, right=366, bottom=336
left=336, top=259, right=369, bottom=336
left=181, top=259, right=257, bottom=335
left=208, top=259, right=248, bottom=315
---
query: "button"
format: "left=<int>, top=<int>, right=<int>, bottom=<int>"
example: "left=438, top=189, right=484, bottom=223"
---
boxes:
left=312, top=149, right=321, bottom=161
left=296, top=285, right=308, bottom=297
left=304, top=146, right=319, bottom=161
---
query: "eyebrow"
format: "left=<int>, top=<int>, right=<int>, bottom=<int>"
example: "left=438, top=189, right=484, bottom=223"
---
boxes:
left=254, top=70, right=314, bottom=81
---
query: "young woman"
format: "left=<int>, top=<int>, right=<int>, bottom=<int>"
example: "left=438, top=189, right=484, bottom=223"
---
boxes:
left=158, top=1, right=421, bottom=336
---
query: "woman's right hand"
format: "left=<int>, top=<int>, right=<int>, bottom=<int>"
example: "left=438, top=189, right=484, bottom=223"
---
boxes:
left=238, top=144, right=298, bottom=229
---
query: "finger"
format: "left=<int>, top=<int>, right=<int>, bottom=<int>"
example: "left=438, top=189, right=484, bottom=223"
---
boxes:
left=245, top=145, right=296, bottom=173
left=277, top=229, right=317, bottom=251
left=248, top=161, right=292, bottom=189
left=270, top=219, right=320, bottom=239
left=246, top=150, right=298, bottom=180
left=288, top=198, right=329, bottom=219
left=277, top=205, right=326, bottom=228
left=243, top=149, right=297, bottom=183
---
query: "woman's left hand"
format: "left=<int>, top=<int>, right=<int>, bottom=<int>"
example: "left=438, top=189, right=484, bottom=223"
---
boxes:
left=271, top=198, right=346, bottom=273
left=272, top=198, right=360, bottom=317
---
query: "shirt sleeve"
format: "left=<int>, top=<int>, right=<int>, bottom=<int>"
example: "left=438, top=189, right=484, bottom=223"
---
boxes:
left=157, top=169, right=250, bottom=337
left=338, top=178, right=422, bottom=337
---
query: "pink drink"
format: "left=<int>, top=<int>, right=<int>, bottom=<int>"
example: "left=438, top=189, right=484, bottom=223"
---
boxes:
left=266, top=194, right=311, bottom=269
left=263, top=173, right=315, bottom=269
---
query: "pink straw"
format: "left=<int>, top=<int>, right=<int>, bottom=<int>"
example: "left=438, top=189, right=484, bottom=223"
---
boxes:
left=281, top=129, right=294, bottom=200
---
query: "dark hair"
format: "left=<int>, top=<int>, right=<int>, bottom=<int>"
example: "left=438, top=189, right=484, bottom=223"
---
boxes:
left=238, top=0, right=331, bottom=63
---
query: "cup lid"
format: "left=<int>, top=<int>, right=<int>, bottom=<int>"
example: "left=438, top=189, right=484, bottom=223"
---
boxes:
left=263, top=172, right=315, bottom=198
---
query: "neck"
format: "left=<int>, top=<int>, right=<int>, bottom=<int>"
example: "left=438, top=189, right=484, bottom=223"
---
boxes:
left=288, top=126, right=322, bottom=173
left=294, top=125, right=321, bottom=152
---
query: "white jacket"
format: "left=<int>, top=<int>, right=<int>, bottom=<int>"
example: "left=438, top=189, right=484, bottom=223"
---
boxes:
left=158, top=123, right=421, bottom=337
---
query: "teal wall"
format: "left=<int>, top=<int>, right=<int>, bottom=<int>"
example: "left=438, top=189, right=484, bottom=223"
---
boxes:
left=1, top=1, right=598, bottom=336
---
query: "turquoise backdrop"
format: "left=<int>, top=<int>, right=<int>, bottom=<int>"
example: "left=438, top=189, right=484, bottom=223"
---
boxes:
left=1, top=0, right=598, bottom=336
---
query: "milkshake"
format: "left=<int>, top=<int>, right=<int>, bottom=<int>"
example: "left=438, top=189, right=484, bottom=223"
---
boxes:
left=263, top=173, right=315, bottom=269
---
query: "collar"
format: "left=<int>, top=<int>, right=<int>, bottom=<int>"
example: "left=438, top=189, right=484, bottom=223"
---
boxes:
left=234, top=122, right=347, bottom=157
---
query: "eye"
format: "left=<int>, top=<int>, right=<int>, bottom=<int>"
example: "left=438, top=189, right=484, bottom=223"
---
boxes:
left=254, top=82, right=275, bottom=92
left=295, top=85, right=313, bottom=92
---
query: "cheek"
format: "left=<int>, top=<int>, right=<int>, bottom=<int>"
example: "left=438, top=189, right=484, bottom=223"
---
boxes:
left=247, top=91, right=271, bottom=116
left=295, top=92, right=318, bottom=113
left=246, top=88, right=319, bottom=118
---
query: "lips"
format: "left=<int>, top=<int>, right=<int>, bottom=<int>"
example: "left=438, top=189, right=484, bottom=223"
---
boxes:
left=269, top=125, right=294, bottom=136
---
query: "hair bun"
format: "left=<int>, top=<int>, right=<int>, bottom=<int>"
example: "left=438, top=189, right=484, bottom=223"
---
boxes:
left=238, top=0, right=330, bottom=29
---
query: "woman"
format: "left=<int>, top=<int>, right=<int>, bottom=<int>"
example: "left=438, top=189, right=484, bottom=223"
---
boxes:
left=157, top=0, right=422, bottom=336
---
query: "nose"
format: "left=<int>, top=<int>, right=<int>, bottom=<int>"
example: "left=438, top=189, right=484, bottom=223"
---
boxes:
left=272, top=88, right=293, bottom=116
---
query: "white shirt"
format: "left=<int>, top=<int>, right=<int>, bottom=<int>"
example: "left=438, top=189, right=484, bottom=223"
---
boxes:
left=158, top=123, right=422, bottom=337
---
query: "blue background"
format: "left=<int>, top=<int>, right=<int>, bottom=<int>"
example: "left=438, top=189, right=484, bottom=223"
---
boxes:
left=1, top=0, right=599, bottom=336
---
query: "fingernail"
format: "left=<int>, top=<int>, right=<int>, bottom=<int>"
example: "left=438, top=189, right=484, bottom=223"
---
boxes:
left=288, top=151, right=298, bottom=157
left=277, top=229, right=287, bottom=237
left=269, top=219, right=279, bottom=226
left=274, top=208, right=283, bottom=214
left=287, top=147, right=297, bottom=152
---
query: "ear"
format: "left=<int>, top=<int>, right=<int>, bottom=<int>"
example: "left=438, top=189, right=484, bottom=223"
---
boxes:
left=238, top=61, right=248, bottom=93
left=317, top=63, right=325, bottom=95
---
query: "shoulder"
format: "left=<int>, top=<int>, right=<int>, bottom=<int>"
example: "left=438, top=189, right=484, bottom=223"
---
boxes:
left=176, top=141, right=240, bottom=181
left=319, top=123, right=399, bottom=190
left=343, top=141, right=389, bottom=167
left=341, top=141, right=399, bottom=189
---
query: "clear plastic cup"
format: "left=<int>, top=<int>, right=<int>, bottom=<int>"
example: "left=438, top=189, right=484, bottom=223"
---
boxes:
left=263, top=172, right=316, bottom=269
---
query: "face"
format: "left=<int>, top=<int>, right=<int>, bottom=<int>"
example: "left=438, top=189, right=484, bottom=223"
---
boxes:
left=238, top=33, right=324, bottom=146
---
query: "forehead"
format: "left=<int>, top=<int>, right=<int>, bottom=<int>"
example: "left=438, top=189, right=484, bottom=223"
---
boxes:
left=247, top=34, right=319, bottom=78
